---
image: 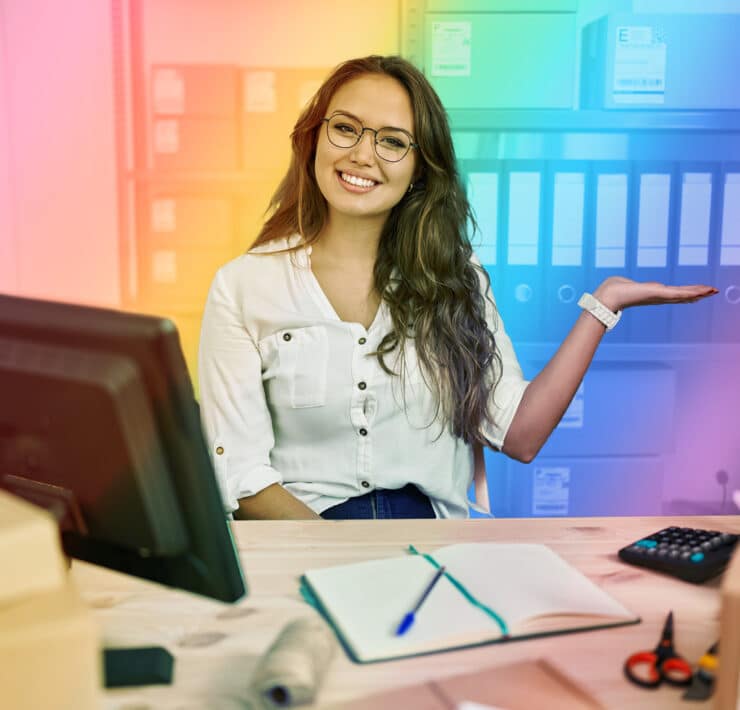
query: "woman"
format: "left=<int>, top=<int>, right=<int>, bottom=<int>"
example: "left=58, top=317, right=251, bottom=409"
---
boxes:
left=198, top=55, right=716, bottom=520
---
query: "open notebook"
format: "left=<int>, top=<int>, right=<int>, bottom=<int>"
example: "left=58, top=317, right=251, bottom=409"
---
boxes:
left=301, top=543, right=639, bottom=663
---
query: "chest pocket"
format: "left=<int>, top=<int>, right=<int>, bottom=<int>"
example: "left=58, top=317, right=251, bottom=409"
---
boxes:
left=270, top=326, right=329, bottom=408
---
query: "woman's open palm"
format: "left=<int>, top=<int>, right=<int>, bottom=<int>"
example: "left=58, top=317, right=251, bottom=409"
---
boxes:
left=600, top=276, right=718, bottom=310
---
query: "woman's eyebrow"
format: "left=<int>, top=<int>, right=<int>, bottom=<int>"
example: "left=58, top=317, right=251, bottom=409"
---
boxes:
left=329, top=109, right=412, bottom=134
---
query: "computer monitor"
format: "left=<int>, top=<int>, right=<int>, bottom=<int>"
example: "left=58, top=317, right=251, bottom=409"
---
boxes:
left=0, top=293, right=246, bottom=605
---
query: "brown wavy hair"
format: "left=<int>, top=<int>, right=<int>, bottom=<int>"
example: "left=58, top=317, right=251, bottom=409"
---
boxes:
left=251, top=55, right=501, bottom=446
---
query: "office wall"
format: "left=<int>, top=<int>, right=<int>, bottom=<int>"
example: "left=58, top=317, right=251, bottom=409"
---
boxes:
left=0, top=1, right=16, bottom=293
left=0, top=0, right=119, bottom=306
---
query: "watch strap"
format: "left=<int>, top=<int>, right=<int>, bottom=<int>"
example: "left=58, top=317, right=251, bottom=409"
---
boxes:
left=577, top=292, right=622, bottom=331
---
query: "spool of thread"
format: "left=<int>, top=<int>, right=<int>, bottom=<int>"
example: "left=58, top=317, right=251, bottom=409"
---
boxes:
left=250, top=616, right=337, bottom=708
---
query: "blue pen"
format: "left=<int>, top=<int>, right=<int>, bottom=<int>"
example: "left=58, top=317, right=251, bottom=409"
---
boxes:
left=395, top=565, right=447, bottom=636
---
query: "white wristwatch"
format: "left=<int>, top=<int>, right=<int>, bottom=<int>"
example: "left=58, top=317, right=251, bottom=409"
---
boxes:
left=577, top=292, right=622, bottom=331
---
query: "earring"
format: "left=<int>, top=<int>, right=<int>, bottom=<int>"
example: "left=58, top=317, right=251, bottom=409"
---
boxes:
left=407, top=182, right=414, bottom=194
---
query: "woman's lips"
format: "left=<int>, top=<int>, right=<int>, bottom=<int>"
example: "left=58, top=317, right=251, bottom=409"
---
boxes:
left=336, top=171, right=378, bottom=193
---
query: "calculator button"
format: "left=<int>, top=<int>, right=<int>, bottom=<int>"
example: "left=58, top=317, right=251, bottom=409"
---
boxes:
left=690, top=552, right=705, bottom=563
left=636, top=539, right=657, bottom=549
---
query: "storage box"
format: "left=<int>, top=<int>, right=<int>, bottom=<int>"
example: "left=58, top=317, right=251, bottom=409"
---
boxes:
left=241, top=67, right=331, bottom=174
left=535, top=362, right=676, bottom=457
left=151, top=117, right=240, bottom=171
left=504, top=455, right=664, bottom=517
left=424, top=3, right=577, bottom=109
left=580, top=14, right=740, bottom=110
left=148, top=194, right=235, bottom=249
left=151, top=64, right=241, bottom=118
left=137, top=245, right=234, bottom=313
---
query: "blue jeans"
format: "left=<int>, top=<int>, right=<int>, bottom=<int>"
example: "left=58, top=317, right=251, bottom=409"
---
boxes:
left=321, top=484, right=436, bottom=519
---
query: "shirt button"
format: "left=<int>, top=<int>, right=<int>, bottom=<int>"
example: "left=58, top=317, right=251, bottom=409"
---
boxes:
left=358, top=337, right=367, bottom=345
left=359, top=428, right=368, bottom=436
left=216, top=446, right=225, bottom=455
left=282, top=332, right=292, bottom=342
left=358, top=381, right=367, bottom=390
left=361, top=481, right=370, bottom=489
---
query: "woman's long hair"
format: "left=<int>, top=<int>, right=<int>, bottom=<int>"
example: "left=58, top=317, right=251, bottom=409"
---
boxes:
left=252, top=55, right=502, bottom=446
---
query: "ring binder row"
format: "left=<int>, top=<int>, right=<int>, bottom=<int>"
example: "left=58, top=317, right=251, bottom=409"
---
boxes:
left=466, top=160, right=740, bottom=345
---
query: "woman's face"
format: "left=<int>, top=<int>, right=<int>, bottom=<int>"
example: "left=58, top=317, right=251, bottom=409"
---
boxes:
left=314, top=73, right=417, bottom=225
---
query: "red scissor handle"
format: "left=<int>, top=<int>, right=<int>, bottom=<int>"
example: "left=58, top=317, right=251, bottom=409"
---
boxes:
left=625, top=651, right=662, bottom=688
left=660, top=656, right=693, bottom=686
left=624, top=651, right=693, bottom=688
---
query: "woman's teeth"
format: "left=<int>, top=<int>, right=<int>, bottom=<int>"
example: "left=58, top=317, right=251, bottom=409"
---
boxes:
left=340, top=172, right=376, bottom=188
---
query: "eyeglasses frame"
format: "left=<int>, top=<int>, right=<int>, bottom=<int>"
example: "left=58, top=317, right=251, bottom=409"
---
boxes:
left=320, top=112, right=418, bottom=163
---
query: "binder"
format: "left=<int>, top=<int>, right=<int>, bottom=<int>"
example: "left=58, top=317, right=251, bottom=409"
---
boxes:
left=467, top=171, right=500, bottom=266
left=670, top=165, right=716, bottom=343
left=628, top=163, right=676, bottom=342
left=588, top=164, right=631, bottom=342
left=711, top=165, right=740, bottom=342
left=466, top=168, right=502, bottom=294
left=498, top=162, right=545, bottom=343
left=542, top=163, right=587, bottom=342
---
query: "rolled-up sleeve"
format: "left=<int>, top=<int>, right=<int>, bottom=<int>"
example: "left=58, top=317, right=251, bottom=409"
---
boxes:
left=198, top=267, right=281, bottom=513
left=472, top=256, right=530, bottom=450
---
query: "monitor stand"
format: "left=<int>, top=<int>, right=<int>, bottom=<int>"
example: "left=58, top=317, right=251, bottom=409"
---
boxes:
left=104, top=646, right=174, bottom=687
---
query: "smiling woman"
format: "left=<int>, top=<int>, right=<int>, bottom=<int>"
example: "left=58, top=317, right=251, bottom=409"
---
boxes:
left=197, top=55, right=717, bottom=522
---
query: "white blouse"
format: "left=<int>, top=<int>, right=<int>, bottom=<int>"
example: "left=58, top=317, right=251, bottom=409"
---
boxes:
left=198, top=234, right=529, bottom=518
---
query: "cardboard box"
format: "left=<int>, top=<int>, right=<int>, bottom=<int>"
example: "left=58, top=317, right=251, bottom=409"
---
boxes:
left=151, top=64, right=241, bottom=118
left=535, top=362, right=676, bottom=457
left=0, top=490, right=99, bottom=710
left=505, top=455, right=664, bottom=517
left=717, top=545, right=740, bottom=709
left=147, top=193, right=235, bottom=249
left=424, top=4, right=577, bottom=109
left=151, top=116, right=240, bottom=171
left=137, top=245, right=235, bottom=313
left=241, top=67, right=331, bottom=174
left=581, top=14, right=740, bottom=110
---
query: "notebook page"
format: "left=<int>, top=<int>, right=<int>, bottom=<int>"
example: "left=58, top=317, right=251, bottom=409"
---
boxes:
left=434, top=543, right=633, bottom=630
left=303, top=554, right=503, bottom=661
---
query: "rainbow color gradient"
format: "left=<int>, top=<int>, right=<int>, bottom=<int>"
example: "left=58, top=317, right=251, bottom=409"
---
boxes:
left=1, top=1, right=738, bottom=516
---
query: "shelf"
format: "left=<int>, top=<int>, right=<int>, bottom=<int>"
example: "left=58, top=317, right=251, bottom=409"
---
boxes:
left=517, top=341, right=740, bottom=363
left=447, top=109, right=740, bottom=133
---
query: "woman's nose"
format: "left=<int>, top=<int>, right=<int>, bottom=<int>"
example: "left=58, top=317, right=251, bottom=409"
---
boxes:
left=349, top=129, right=376, bottom=163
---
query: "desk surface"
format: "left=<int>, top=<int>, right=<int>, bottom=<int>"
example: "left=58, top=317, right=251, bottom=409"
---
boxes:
left=71, top=516, right=740, bottom=710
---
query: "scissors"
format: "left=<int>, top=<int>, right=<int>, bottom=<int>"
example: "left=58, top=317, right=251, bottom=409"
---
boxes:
left=624, top=611, right=693, bottom=689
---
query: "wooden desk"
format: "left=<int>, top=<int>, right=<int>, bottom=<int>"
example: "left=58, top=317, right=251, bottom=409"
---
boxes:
left=70, top=516, right=740, bottom=710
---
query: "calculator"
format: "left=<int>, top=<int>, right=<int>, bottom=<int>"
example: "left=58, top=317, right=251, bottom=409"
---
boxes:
left=618, top=526, right=739, bottom=583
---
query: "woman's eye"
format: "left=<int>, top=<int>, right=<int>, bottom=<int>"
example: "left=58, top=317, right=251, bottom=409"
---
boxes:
left=381, top=137, right=405, bottom=148
left=335, top=123, right=358, bottom=134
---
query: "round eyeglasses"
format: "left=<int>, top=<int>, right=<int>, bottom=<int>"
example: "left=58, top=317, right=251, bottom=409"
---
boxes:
left=321, top=113, right=418, bottom=163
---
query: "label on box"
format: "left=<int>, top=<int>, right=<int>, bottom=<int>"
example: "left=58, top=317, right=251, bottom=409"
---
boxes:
left=245, top=71, right=277, bottom=113
left=152, top=68, right=185, bottom=114
left=613, top=26, right=666, bottom=105
left=532, top=467, right=570, bottom=516
left=151, top=250, right=177, bottom=284
left=557, top=381, right=584, bottom=429
left=431, top=21, right=471, bottom=77
left=153, top=119, right=179, bottom=154
left=151, top=199, right=176, bottom=233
